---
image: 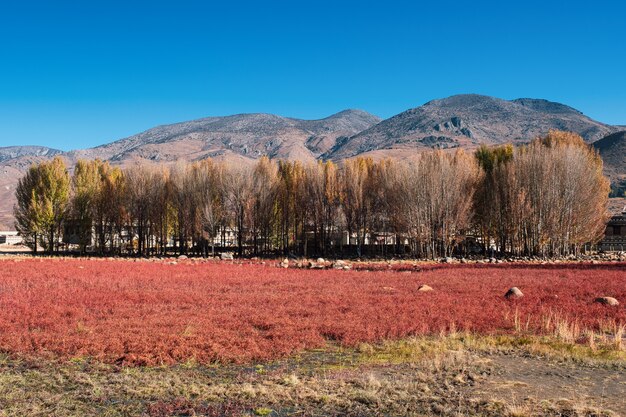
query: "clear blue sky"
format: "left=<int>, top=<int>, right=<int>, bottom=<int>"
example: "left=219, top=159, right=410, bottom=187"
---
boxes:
left=1, top=0, right=625, bottom=151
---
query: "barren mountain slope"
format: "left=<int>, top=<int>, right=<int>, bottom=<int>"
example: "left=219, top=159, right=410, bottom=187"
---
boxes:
left=324, top=94, right=618, bottom=159
left=68, top=110, right=381, bottom=164
left=1, top=97, right=623, bottom=229
left=593, top=130, right=626, bottom=196
left=0, top=110, right=381, bottom=227
left=0, top=146, right=62, bottom=163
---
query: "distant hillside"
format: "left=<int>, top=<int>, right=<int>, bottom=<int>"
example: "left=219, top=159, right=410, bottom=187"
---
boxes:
left=593, top=130, right=626, bottom=197
left=324, top=95, right=618, bottom=159
left=1, top=96, right=624, bottom=229
left=68, top=109, right=381, bottom=164
left=0, top=146, right=61, bottom=163
left=0, top=110, right=381, bottom=229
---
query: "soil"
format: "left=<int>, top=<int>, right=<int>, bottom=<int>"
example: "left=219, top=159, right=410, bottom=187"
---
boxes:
left=479, top=353, right=626, bottom=415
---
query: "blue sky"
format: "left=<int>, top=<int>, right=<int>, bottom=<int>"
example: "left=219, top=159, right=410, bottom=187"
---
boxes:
left=1, top=0, right=625, bottom=150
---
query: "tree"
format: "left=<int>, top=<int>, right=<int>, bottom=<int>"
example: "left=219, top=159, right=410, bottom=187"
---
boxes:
left=197, top=160, right=224, bottom=257
left=388, top=151, right=478, bottom=258
left=340, top=157, right=375, bottom=257
left=251, top=157, right=279, bottom=255
left=473, top=131, right=610, bottom=257
left=474, top=144, right=514, bottom=254
left=14, top=165, right=43, bottom=253
left=71, top=159, right=105, bottom=254
left=14, top=157, right=70, bottom=254
left=222, top=163, right=254, bottom=257
left=276, top=161, right=305, bottom=255
left=124, top=164, right=158, bottom=256
left=13, top=131, right=610, bottom=259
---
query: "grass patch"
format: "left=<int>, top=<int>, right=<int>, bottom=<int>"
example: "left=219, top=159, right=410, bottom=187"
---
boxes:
left=0, top=333, right=622, bottom=416
left=354, top=333, right=625, bottom=368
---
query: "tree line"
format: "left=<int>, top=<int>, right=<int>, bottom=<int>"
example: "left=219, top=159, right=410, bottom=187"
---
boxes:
left=14, top=131, right=610, bottom=258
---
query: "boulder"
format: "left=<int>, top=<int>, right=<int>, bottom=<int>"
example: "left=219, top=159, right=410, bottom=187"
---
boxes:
left=220, top=252, right=234, bottom=260
left=316, top=258, right=325, bottom=264
left=504, top=287, right=523, bottom=299
left=332, top=260, right=350, bottom=269
left=418, top=284, right=434, bottom=292
left=595, top=297, right=619, bottom=306
left=178, top=255, right=188, bottom=260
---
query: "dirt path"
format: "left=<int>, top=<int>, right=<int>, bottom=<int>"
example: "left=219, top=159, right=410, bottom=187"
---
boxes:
left=479, top=354, right=626, bottom=415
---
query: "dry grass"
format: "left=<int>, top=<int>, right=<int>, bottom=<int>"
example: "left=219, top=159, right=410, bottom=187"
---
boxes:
left=0, top=332, right=622, bottom=416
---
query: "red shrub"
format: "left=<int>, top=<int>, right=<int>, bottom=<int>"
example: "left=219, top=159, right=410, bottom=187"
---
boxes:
left=0, top=259, right=623, bottom=365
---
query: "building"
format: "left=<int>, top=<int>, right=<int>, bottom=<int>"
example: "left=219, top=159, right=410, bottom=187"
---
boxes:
left=0, top=231, right=23, bottom=245
left=599, top=207, right=626, bottom=251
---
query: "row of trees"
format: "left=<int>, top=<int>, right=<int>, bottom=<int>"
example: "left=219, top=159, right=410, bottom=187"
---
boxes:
left=14, top=131, right=610, bottom=258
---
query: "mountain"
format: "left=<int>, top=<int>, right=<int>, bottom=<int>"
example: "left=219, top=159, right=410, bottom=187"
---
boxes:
left=0, top=110, right=381, bottom=229
left=324, top=95, right=618, bottom=160
left=593, top=131, right=626, bottom=196
left=0, top=146, right=62, bottom=163
left=68, top=109, right=381, bottom=164
left=1, top=96, right=624, bottom=230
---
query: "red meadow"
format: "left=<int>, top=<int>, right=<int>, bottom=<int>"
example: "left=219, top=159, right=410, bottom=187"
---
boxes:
left=0, top=259, right=623, bottom=366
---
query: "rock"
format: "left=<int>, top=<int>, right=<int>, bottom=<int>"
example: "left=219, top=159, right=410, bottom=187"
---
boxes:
left=220, top=252, right=234, bottom=260
left=505, top=287, right=523, bottom=299
left=332, top=260, right=349, bottom=269
left=178, top=255, right=188, bottom=260
left=281, top=258, right=289, bottom=268
left=316, top=258, right=325, bottom=264
left=595, top=297, right=619, bottom=306
left=418, top=284, right=433, bottom=292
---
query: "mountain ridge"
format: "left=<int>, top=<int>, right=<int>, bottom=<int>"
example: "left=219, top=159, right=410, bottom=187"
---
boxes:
left=66, top=109, right=381, bottom=164
left=0, top=146, right=62, bottom=163
left=1, top=95, right=624, bottom=229
left=324, top=94, right=618, bottom=160
left=593, top=130, right=626, bottom=196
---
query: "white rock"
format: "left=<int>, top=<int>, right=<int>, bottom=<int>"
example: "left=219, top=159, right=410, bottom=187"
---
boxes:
left=595, top=297, right=619, bottom=306
left=505, top=287, right=523, bottom=299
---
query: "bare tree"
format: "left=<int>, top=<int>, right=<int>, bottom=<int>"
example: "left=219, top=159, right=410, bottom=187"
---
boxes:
left=221, top=163, right=254, bottom=257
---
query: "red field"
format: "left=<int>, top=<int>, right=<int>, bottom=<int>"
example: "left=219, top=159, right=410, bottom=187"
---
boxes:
left=0, top=259, right=623, bottom=365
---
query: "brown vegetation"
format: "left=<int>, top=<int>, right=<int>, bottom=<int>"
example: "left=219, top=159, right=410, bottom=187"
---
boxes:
left=13, top=131, right=609, bottom=258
